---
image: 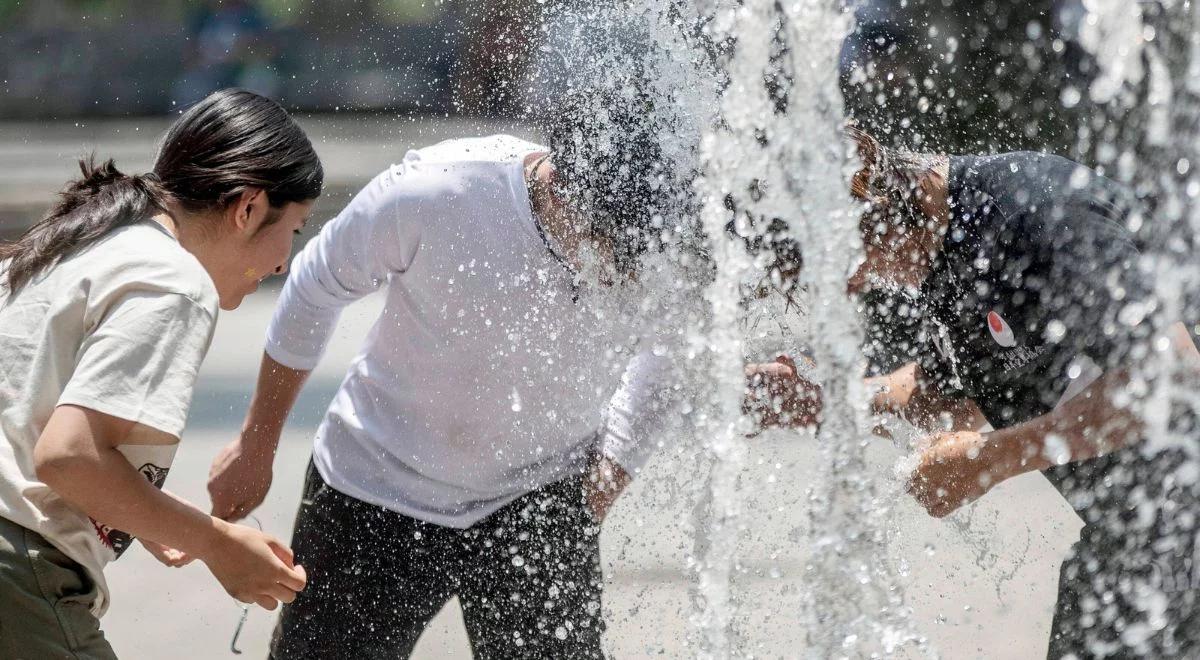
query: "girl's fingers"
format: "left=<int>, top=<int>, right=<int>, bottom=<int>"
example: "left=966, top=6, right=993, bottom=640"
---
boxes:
left=142, top=539, right=193, bottom=567
left=275, top=562, right=307, bottom=592
left=267, top=537, right=295, bottom=566
left=255, top=595, right=280, bottom=611
left=265, top=582, right=298, bottom=605
left=755, top=362, right=796, bottom=379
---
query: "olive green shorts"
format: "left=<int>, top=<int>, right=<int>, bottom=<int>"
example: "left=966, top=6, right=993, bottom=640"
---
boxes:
left=0, top=516, right=116, bottom=659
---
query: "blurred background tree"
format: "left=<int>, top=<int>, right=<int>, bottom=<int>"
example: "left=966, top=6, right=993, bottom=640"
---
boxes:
left=0, top=0, right=508, bottom=117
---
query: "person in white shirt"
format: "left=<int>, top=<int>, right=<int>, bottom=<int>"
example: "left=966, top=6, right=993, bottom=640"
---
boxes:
left=206, top=84, right=686, bottom=659
left=0, top=89, right=321, bottom=659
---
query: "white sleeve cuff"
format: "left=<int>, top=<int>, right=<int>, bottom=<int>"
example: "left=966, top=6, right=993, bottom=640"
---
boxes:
left=599, top=435, right=660, bottom=475
left=598, top=412, right=661, bottom=475
left=263, top=336, right=323, bottom=372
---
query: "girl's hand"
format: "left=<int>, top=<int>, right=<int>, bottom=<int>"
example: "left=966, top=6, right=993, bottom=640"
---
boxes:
left=907, top=430, right=998, bottom=518
left=198, top=519, right=306, bottom=611
left=139, top=538, right=193, bottom=568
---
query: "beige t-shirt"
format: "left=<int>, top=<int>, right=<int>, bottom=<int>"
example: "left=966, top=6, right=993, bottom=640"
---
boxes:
left=0, top=220, right=218, bottom=616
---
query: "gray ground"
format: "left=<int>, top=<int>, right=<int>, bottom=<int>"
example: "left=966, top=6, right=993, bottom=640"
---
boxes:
left=1, top=117, right=1083, bottom=659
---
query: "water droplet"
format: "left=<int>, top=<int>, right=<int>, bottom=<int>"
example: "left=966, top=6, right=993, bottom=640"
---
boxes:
left=1045, top=320, right=1066, bottom=342
left=1061, top=86, right=1081, bottom=108
left=1043, top=434, right=1072, bottom=466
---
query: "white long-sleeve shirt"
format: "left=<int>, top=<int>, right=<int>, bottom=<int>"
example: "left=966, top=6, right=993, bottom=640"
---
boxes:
left=266, top=135, right=674, bottom=528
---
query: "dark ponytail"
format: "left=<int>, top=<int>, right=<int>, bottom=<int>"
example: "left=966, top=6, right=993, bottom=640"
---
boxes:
left=0, top=89, right=323, bottom=293
left=0, top=158, right=164, bottom=292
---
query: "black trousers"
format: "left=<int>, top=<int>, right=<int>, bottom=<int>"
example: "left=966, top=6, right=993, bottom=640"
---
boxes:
left=1048, top=536, right=1199, bottom=659
left=1046, top=448, right=1200, bottom=659
left=270, top=462, right=605, bottom=659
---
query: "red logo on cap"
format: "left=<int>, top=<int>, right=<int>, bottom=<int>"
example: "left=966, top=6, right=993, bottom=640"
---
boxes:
left=986, top=310, right=1016, bottom=348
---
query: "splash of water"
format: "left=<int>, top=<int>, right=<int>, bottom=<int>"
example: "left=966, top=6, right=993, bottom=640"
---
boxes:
left=1078, top=2, right=1200, bottom=461
left=1072, top=2, right=1200, bottom=655
left=693, top=0, right=917, bottom=656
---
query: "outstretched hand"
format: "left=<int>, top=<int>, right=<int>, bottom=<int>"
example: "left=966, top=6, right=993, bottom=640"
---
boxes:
left=743, top=355, right=823, bottom=431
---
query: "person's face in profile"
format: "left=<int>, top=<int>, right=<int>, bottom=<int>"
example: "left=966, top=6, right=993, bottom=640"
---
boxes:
left=847, top=198, right=931, bottom=296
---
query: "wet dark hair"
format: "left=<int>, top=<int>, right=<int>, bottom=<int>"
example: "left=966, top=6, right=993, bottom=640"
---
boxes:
left=0, top=89, right=323, bottom=293
left=725, top=125, right=944, bottom=289
left=847, top=123, right=943, bottom=234
left=542, top=84, right=676, bottom=274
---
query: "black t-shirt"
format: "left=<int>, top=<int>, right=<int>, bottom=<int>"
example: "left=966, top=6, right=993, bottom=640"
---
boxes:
left=917, top=152, right=1158, bottom=504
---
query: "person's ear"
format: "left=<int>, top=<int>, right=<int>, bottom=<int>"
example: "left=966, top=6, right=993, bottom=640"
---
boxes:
left=228, top=188, right=269, bottom=235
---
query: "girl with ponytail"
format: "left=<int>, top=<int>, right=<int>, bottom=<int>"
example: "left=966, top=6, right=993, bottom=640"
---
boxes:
left=0, top=89, right=322, bottom=658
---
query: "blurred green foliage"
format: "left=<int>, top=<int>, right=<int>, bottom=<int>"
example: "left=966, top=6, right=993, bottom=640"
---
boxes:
left=260, top=0, right=441, bottom=25
left=0, top=0, right=21, bottom=21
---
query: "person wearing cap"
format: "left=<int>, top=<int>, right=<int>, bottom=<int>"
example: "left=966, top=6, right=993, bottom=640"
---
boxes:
left=746, top=127, right=1200, bottom=657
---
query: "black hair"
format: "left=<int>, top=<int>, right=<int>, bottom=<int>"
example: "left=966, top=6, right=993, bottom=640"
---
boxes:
left=847, top=123, right=944, bottom=233
left=542, top=84, right=676, bottom=273
left=530, top=2, right=702, bottom=276
left=0, top=89, right=323, bottom=293
left=725, top=126, right=945, bottom=290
